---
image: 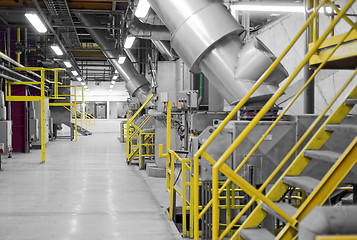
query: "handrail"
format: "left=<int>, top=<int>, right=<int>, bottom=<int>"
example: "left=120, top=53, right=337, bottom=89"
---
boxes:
left=126, top=94, right=154, bottom=163
left=188, top=0, right=357, bottom=239
left=209, top=2, right=356, bottom=239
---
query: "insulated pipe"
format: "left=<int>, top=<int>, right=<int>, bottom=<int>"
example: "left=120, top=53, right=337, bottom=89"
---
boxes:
left=147, top=0, right=289, bottom=104
left=138, top=8, right=165, bottom=26
left=299, top=206, right=357, bottom=240
left=151, top=40, right=178, bottom=61
left=129, top=18, right=171, bottom=41
left=78, top=14, right=152, bottom=106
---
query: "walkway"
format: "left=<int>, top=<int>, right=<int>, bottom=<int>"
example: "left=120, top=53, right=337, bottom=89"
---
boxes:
left=0, top=133, right=181, bottom=240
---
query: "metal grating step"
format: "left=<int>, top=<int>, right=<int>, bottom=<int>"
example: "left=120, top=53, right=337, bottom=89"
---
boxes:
left=304, top=150, right=341, bottom=163
left=325, top=123, right=357, bottom=133
left=261, top=202, right=297, bottom=223
left=283, top=175, right=320, bottom=194
left=346, top=98, right=357, bottom=105
left=240, top=228, right=275, bottom=240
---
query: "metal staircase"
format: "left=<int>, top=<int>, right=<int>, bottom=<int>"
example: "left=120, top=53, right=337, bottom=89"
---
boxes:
left=188, top=0, right=357, bottom=239
left=239, top=88, right=357, bottom=239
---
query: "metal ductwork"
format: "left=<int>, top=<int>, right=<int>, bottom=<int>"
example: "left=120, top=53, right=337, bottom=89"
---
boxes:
left=151, top=40, right=178, bottom=61
left=299, top=206, right=357, bottom=240
left=138, top=8, right=165, bottom=26
left=129, top=18, right=171, bottom=41
left=78, top=14, right=152, bottom=106
left=147, top=0, right=288, bottom=105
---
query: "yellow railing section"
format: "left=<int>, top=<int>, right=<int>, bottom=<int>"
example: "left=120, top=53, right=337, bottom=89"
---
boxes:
left=160, top=102, right=248, bottom=238
left=190, top=1, right=357, bottom=239
left=126, top=94, right=154, bottom=164
left=316, top=236, right=357, bottom=240
left=139, top=132, right=155, bottom=169
left=5, top=67, right=65, bottom=163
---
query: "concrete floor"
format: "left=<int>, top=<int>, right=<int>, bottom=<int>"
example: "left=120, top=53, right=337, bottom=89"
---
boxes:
left=0, top=133, right=182, bottom=240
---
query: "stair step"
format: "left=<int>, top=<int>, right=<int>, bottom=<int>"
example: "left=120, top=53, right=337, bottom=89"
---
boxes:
left=346, top=98, right=357, bottom=105
left=283, top=176, right=320, bottom=194
left=325, top=124, right=357, bottom=133
left=304, top=150, right=341, bottom=163
left=261, top=202, right=297, bottom=223
left=240, top=228, right=275, bottom=240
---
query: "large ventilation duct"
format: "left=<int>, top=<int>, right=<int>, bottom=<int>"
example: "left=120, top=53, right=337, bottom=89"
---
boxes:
left=78, top=14, right=152, bottom=105
left=147, top=0, right=288, bottom=105
left=129, top=18, right=171, bottom=41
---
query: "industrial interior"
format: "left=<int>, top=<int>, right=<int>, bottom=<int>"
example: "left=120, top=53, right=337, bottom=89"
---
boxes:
left=0, top=0, right=357, bottom=239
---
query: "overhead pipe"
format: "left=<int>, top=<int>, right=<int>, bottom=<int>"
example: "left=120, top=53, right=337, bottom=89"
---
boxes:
left=151, top=40, right=178, bottom=61
left=129, top=18, right=171, bottom=41
left=78, top=14, right=152, bottom=106
left=147, top=0, right=289, bottom=105
left=299, top=206, right=357, bottom=240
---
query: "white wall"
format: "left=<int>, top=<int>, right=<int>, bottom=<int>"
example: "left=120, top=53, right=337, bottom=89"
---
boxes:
left=251, top=1, right=357, bottom=115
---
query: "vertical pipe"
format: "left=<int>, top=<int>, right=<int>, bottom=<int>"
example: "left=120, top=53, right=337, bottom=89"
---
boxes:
left=304, top=0, right=315, bottom=114
left=16, top=28, right=21, bottom=64
left=6, top=28, right=11, bottom=122
left=24, top=28, right=28, bottom=66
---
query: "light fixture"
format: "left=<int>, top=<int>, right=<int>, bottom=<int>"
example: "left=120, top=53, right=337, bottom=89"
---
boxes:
left=86, top=88, right=89, bottom=92
left=77, top=77, right=82, bottom=81
left=110, top=84, right=114, bottom=89
left=51, top=45, right=64, bottom=56
left=84, top=85, right=88, bottom=89
left=124, top=36, right=136, bottom=49
left=118, top=56, right=126, bottom=64
left=71, top=70, right=78, bottom=76
left=230, top=4, right=305, bottom=13
left=25, top=13, right=47, bottom=33
left=63, top=61, right=72, bottom=68
left=135, top=0, right=151, bottom=18
left=112, top=75, right=119, bottom=80
left=111, top=80, right=115, bottom=85
left=81, top=82, right=85, bottom=86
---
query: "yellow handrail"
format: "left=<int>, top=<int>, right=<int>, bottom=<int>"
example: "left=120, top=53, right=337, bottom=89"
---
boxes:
left=211, top=2, right=356, bottom=239
left=126, top=94, right=154, bottom=163
left=188, top=0, right=357, bottom=238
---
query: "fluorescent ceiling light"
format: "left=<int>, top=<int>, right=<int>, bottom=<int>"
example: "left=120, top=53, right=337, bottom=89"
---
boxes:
left=135, top=0, right=151, bottom=18
left=71, top=70, right=78, bottom=76
left=111, top=80, right=115, bottom=85
left=112, top=75, right=119, bottom=80
left=25, top=13, right=47, bottom=33
left=231, top=4, right=305, bottom=13
left=77, top=77, right=82, bottom=81
left=84, top=85, right=88, bottom=89
left=63, top=61, right=72, bottom=68
left=51, top=45, right=63, bottom=56
left=118, top=56, right=126, bottom=64
left=81, top=82, right=85, bottom=86
left=86, top=88, right=89, bottom=92
left=124, top=36, right=136, bottom=49
left=110, top=84, right=114, bottom=89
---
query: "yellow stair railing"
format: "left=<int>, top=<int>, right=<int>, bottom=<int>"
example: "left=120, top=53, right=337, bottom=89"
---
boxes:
left=161, top=102, right=248, bottom=238
left=189, top=0, right=357, bottom=239
left=126, top=94, right=154, bottom=164
left=120, top=120, right=127, bottom=143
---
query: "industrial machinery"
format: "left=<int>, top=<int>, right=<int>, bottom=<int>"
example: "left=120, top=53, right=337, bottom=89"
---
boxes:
left=0, top=91, right=12, bottom=168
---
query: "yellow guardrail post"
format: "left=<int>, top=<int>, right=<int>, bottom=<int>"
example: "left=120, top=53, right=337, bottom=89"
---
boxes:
left=40, top=68, right=45, bottom=163
left=74, top=87, right=77, bottom=142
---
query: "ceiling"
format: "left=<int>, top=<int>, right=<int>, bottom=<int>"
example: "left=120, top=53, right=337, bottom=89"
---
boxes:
left=0, top=0, right=291, bottom=84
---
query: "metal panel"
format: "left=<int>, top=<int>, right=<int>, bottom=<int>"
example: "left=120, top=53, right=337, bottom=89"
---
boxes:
left=0, top=121, right=12, bottom=155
